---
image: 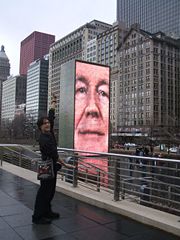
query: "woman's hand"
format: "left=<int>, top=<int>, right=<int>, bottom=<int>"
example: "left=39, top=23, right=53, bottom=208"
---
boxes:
left=51, top=94, right=57, bottom=109
left=52, top=94, right=57, bottom=103
left=64, top=163, right=76, bottom=169
left=58, top=159, right=76, bottom=169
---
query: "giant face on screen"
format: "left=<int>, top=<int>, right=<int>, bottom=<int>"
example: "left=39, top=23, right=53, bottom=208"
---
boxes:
left=74, top=61, right=110, bottom=153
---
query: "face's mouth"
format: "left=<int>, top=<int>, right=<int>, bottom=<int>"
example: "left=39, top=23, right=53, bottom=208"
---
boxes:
left=44, top=126, right=50, bottom=132
left=79, top=130, right=105, bottom=136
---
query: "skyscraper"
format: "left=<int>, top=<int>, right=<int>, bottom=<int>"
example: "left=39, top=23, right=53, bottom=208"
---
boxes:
left=117, top=0, right=180, bottom=38
left=1, top=75, right=26, bottom=122
left=0, top=45, right=10, bottom=124
left=116, top=26, right=180, bottom=138
left=19, top=31, right=55, bottom=75
left=48, top=20, right=112, bottom=119
left=26, top=57, right=49, bottom=121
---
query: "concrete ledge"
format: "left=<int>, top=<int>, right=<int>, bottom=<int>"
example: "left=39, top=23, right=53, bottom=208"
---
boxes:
left=1, top=162, right=180, bottom=236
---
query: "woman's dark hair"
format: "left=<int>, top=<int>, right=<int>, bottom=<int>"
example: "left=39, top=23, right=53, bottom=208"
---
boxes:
left=37, top=116, right=49, bottom=130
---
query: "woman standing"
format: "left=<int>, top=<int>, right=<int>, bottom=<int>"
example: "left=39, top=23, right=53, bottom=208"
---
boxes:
left=32, top=96, right=73, bottom=224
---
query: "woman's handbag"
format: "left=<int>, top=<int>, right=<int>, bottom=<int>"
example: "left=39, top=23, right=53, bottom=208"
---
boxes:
left=37, top=159, right=54, bottom=180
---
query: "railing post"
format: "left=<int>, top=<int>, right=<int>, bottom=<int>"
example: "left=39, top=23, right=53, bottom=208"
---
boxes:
left=61, top=170, right=64, bottom=181
left=85, top=169, right=88, bottom=183
left=149, top=179, right=152, bottom=203
left=168, top=186, right=171, bottom=207
left=73, top=160, right=78, bottom=188
left=0, top=148, right=3, bottom=166
left=121, top=180, right=125, bottom=200
left=97, top=170, right=100, bottom=192
left=19, top=147, right=22, bottom=167
left=113, top=158, right=120, bottom=201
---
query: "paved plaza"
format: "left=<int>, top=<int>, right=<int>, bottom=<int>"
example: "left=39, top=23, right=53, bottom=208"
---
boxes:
left=0, top=168, right=179, bottom=240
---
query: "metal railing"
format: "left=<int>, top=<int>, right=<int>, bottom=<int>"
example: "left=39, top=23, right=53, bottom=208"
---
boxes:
left=0, top=145, right=41, bottom=170
left=0, top=145, right=179, bottom=216
left=58, top=148, right=180, bottom=216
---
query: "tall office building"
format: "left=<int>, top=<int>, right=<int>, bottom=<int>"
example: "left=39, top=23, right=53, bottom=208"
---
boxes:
left=19, top=31, right=55, bottom=75
left=96, top=22, right=128, bottom=130
left=26, top=57, right=49, bottom=122
left=49, top=20, right=112, bottom=120
left=97, top=22, right=127, bottom=68
left=117, top=0, right=180, bottom=38
left=116, top=26, right=180, bottom=137
left=1, top=75, right=26, bottom=123
left=85, top=38, right=97, bottom=63
left=0, top=45, right=10, bottom=124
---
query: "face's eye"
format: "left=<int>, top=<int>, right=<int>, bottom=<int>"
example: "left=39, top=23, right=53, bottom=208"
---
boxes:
left=97, top=84, right=109, bottom=100
left=75, top=80, right=88, bottom=99
left=98, top=90, right=108, bottom=97
left=43, top=121, right=50, bottom=125
left=77, top=87, right=87, bottom=94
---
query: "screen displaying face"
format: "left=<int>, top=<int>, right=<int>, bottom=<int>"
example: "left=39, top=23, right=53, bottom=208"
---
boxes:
left=74, top=61, right=110, bottom=153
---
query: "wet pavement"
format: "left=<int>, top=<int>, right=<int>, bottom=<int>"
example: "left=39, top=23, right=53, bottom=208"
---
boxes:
left=0, top=168, right=179, bottom=240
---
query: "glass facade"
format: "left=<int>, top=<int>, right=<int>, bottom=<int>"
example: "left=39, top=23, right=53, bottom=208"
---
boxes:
left=1, top=76, right=26, bottom=122
left=2, top=77, right=16, bottom=121
left=26, top=59, right=48, bottom=121
left=117, top=0, right=180, bottom=38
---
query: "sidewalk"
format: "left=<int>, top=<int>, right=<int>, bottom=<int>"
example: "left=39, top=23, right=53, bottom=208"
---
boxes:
left=0, top=167, right=179, bottom=240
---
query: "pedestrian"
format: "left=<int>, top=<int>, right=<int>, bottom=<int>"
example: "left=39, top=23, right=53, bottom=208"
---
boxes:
left=32, top=95, right=74, bottom=224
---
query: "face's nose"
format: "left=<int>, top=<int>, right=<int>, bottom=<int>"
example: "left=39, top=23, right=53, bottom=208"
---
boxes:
left=85, top=90, right=100, bottom=118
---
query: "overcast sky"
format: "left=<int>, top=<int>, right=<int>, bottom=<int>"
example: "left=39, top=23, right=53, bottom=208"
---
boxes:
left=1, top=0, right=116, bottom=75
